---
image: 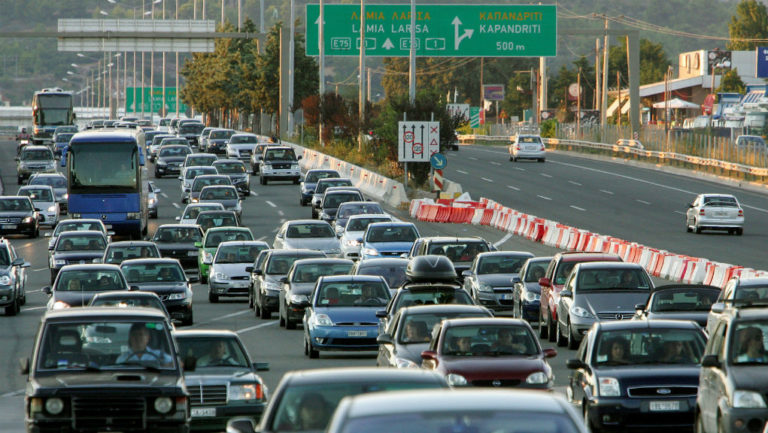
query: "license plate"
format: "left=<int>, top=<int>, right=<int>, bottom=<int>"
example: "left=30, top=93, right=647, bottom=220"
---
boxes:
left=1, top=225, right=17, bottom=229
left=191, top=407, right=216, bottom=417
left=649, top=401, right=680, bottom=411
left=501, top=293, right=515, bottom=300
left=347, top=330, right=367, bottom=337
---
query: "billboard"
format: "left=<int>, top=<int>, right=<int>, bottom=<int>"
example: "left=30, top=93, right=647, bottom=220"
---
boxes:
left=757, top=47, right=768, bottom=78
left=483, top=84, right=505, bottom=101
left=707, top=50, right=732, bottom=72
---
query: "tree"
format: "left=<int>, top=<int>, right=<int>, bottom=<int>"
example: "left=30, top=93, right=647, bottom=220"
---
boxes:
left=728, top=0, right=768, bottom=50
left=718, top=68, right=746, bottom=94
left=609, top=38, right=670, bottom=85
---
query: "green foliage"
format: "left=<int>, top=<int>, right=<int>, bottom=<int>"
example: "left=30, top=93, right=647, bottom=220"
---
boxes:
left=541, top=119, right=557, bottom=138
left=608, top=38, right=670, bottom=85
left=728, top=0, right=768, bottom=50
left=718, top=68, right=747, bottom=93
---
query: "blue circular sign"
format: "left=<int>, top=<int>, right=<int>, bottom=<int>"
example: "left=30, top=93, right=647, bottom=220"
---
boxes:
left=430, top=152, right=448, bottom=169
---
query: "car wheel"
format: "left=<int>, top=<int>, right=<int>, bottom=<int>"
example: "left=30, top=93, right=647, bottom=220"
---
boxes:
left=538, top=158, right=546, bottom=163
left=5, top=299, right=19, bottom=316
left=31, top=227, right=39, bottom=238
left=567, top=320, right=579, bottom=349
left=20, top=293, right=26, bottom=306
left=308, top=339, right=319, bottom=359
left=260, top=303, right=271, bottom=319
left=509, top=154, right=514, bottom=161
left=686, top=224, right=693, bottom=233
left=556, top=319, right=567, bottom=347
left=154, top=171, right=160, bottom=178
left=695, top=412, right=706, bottom=433
left=286, top=315, right=296, bottom=330
left=737, top=228, right=744, bottom=236
left=248, top=291, right=254, bottom=309
left=717, top=415, right=726, bottom=433
left=584, top=402, right=600, bottom=433
left=209, top=292, right=218, bottom=303
left=548, top=314, right=557, bottom=342
left=200, top=271, right=207, bottom=284
left=538, top=309, right=548, bottom=339
left=50, top=270, right=57, bottom=285
left=279, top=307, right=286, bottom=327
left=181, top=312, right=193, bottom=326
left=694, top=221, right=702, bottom=234
left=304, top=336, right=309, bottom=356
left=17, top=176, right=22, bottom=185
left=293, top=178, right=300, bottom=185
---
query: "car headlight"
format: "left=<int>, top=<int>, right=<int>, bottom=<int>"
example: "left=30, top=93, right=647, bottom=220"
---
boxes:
left=157, top=160, right=167, bottom=166
left=47, top=205, right=57, bottom=213
left=598, top=377, right=620, bottom=397
left=229, top=384, right=262, bottom=401
left=478, top=283, right=494, bottom=293
left=290, top=294, right=309, bottom=304
left=45, top=397, right=64, bottom=415
left=52, top=301, right=70, bottom=310
left=0, top=275, right=11, bottom=285
left=362, top=247, right=379, bottom=256
left=446, top=373, right=468, bottom=387
left=22, top=216, right=35, bottom=223
left=62, top=193, right=68, bottom=200
left=733, top=390, right=767, bottom=408
left=291, top=164, right=299, bottom=169
left=148, top=198, right=157, bottom=206
left=524, top=291, right=540, bottom=302
left=154, top=397, right=173, bottom=414
left=525, top=371, right=550, bottom=384
left=213, top=272, right=229, bottom=281
left=168, top=292, right=186, bottom=300
left=313, top=313, right=334, bottom=326
left=570, top=306, right=594, bottom=319
left=126, top=212, right=140, bottom=220
left=344, top=239, right=360, bottom=247
left=191, top=197, right=199, bottom=203
left=54, top=259, right=66, bottom=266
left=202, top=251, right=213, bottom=263
left=395, top=357, right=419, bottom=368
left=263, top=280, right=280, bottom=291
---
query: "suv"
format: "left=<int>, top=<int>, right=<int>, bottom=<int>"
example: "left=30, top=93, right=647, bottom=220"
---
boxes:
left=16, top=145, right=56, bottom=184
left=538, top=252, right=622, bottom=343
left=0, top=238, right=30, bottom=316
left=22, top=308, right=191, bottom=433
left=696, top=303, right=768, bottom=433
left=706, top=276, right=768, bottom=335
left=259, top=146, right=301, bottom=185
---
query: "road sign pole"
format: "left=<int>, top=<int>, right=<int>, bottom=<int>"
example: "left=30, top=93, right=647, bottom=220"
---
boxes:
left=319, top=0, right=325, bottom=147
left=408, top=0, right=415, bottom=104
left=358, top=0, right=365, bottom=151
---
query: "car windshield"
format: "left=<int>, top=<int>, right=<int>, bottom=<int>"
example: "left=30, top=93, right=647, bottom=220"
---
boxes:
left=316, top=179, right=352, bottom=194
left=56, top=134, right=74, bottom=143
left=337, top=204, right=383, bottom=219
left=323, top=193, right=361, bottom=209
left=393, top=289, right=473, bottom=312
left=186, top=167, right=217, bottom=179
left=347, top=217, right=391, bottom=232
left=650, top=288, right=720, bottom=312
left=286, top=224, right=335, bottom=239
left=200, top=187, right=237, bottom=200
left=442, top=325, right=538, bottom=357
left=267, top=256, right=318, bottom=275
left=205, top=230, right=253, bottom=248
left=315, top=280, right=390, bottom=306
left=0, top=198, right=32, bottom=211
left=21, top=149, right=53, bottom=160
left=576, top=268, right=652, bottom=290
left=427, top=242, right=489, bottom=263
left=214, top=162, right=246, bottom=174
left=703, top=196, right=738, bottom=207
left=104, top=245, right=159, bottom=263
left=210, top=130, right=235, bottom=139
left=397, top=312, right=490, bottom=344
left=292, top=263, right=353, bottom=283
left=179, top=124, right=204, bottom=134
left=594, top=328, right=705, bottom=366
left=337, top=411, right=581, bottom=433
left=55, top=269, right=126, bottom=291
left=356, top=263, right=408, bottom=288
left=477, top=255, right=530, bottom=275
left=122, top=263, right=185, bottom=283
left=365, top=226, right=418, bottom=243
left=90, top=296, right=165, bottom=312
left=153, top=227, right=202, bottom=243
left=270, top=382, right=443, bottom=432
left=53, top=221, right=103, bottom=236
left=29, top=176, right=67, bottom=189
left=229, top=135, right=258, bottom=144
left=523, top=261, right=549, bottom=283
left=519, top=136, right=542, bottom=143
left=187, top=157, right=217, bottom=167
left=20, top=188, right=53, bottom=202
left=176, top=336, right=250, bottom=368
left=38, top=321, right=175, bottom=371
left=56, top=234, right=106, bottom=251
left=192, top=177, right=230, bottom=192
left=197, top=213, right=238, bottom=230
left=306, top=171, right=339, bottom=183
left=152, top=135, right=173, bottom=145
left=215, top=244, right=267, bottom=264
left=159, top=146, right=190, bottom=157
left=182, top=205, right=222, bottom=220
left=731, top=322, right=768, bottom=365
left=265, top=148, right=296, bottom=161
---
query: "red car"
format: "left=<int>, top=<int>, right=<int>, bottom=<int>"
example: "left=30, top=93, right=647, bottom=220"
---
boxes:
left=538, top=252, right=621, bottom=343
left=420, top=318, right=556, bottom=389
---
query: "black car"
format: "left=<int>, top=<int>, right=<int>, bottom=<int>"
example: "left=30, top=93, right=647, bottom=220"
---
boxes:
left=102, top=240, right=162, bottom=265
left=299, top=169, right=340, bottom=206
left=152, top=224, right=204, bottom=281
left=317, top=189, right=364, bottom=224
left=189, top=174, right=232, bottom=204
left=174, top=330, right=269, bottom=432
left=205, top=128, right=235, bottom=154
left=43, top=264, right=131, bottom=309
left=0, top=196, right=40, bottom=238
left=155, top=144, right=192, bottom=178
left=352, top=257, right=409, bottom=291
left=48, top=230, right=108, bottom=283
left=177, top=122, right=205, bottom=148
left=333, top=201, right=384, bottom=232
left=566, top=319, right=707, bottom=433
left=121, top=258, right=194, bottom=326
left=0, top=238, right=30, bottom=316
left=22, top=307, right=191, bottom=433
left=633, top=284, right=721, bottom=328
left=212, top=159, right=250, bottom=198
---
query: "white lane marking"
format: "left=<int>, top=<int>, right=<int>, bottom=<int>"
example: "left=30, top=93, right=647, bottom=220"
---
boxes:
left=256, top=236, right=266, bottom=241
left=0, top=389, right=24, bottom=398
left=160, top=192, right=169, bottom=198
left=25, top=306, right=47, bottom=311
left=490, top=161, right=501, bottom=166
left=600, top=189, right=614, bottom=195
left=250, top=191, right=258, bottom=197
left=236, top=321, right=278, bottom=334
left=537, top=195, right=552, bottom=201
left=28, top=288, right=45, bottom=293
left=541, top=173, right=552, bottom=178
left=493, top=233, right=513, bottom=247
left=568, top=180, right=582, bottom=186
left=673, top=211, right=686, bottom=215
left=172, top=203, right=180, bottom=209
left=22, top=242, right=34, bottom=247
left=456, top=169, right=469, bottom=175
left=266, top=201, right=277, bottom=208
left=278, top=210, right=285, bottom=216
left=481, top=177, right=494, bottom=183
left=506, top=185, right=520, bottom=191
left=514, top=167, right=525, bottom=171
left=570, top=205, right=586, bottom=212
left=469, top=157, right=478, bottom=161
left=188, top=310, right=251, bottom=329
left=32, top=268, right=47, bottom=272
left=636, top=199, right=651, bottom=205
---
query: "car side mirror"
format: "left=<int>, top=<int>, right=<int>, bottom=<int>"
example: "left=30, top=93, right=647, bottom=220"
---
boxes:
left=538, top=277, right=551, bottom=287
left=129, top=285, right=140, bottom=291
left=711, top=303, right=724, bottom=314
left=11, top=257, right=24, bottom=266
left=44, top=232, right=52, bottom=237
left=194, top=242, right=202, bottom=248
left=183, top=356, right=196, bottom=372
left=226, top=418, right=257, bottom=433
left=635, top=303, right=646, bottom=313
left=43, top=286, right=52, bottom=295
left=461, top=270, right=472, bottom=277
left=420, top=350, right=437, bottom=361
left=279, top=277, right=288, bottom=283
left=376, top=310, right=387, bottom=318
left=245, top=266, right=254, bottom=273
left=701, top=354, right=720, bottom=368
left=543, top=348, right=557, bottom=358
left=253, top=362, right=269, bottom=371
left=560, top=290, right=572, bottom=298
left=376, top=333, right=393, bottom=345
left=566, top=358, right=586, bottom=370
left=276, top=233, right=284, bottom=239
left=19, top=358, right=29, bottom=375
left=253, top=269, right=263, bottom=276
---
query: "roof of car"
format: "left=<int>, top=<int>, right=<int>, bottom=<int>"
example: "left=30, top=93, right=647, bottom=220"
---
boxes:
left=732, top=276, right=768, bottom=287
left=282, top=367, right=446, bottom=385
left=70, top=130, right=138, bottom=142
left=318, top=275, right=384, bottom=283
left=57, top=230, right=106, bottom=238
left=400, top=304, right=491, bottom=315
left=729, top=307, right=768, bottom=319
left=557, top=252, right=622, bottom=262
left=286, top=219, right=332, bottom=226
left=595, top=319, right=703, bottom=331
left=158, top=224, right=201, bottom=230
left=475, top=251, right=534, bottom=259
left=419, top=236, right=487, bottom=243
left=441, top=317, right=530, bottom=328
left=21, top=145, right=52, bottom=151
left=43, top=306, right=169, bottom=321
left=652, top=284, right=720, bottom=292
left=575, top=261, right=644, bottom=270
left=173, top=329, right=239, bottom=338
left=107, top=241, right=157, bottom=247
left=57, top=264, right=122, bottom=272
left=292, top=258, right=353, bottom=266
left=355, top=258, right=409, bottom=266
left=216, top=240, right=269, bottom=248
left=120, top=258, right=182, bottom=266
left=347, top=213, right=390, bottom=220
left=206, top=226, right=251, bottom=233
left=18, top=185, right=54, bottom=191
left=267, top=249, right=325, bottom=257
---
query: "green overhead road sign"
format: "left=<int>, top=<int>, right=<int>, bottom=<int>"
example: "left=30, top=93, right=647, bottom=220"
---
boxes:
left=125, top=87, right=188, bottom=114
left=306, top=4, right=556, bottom=57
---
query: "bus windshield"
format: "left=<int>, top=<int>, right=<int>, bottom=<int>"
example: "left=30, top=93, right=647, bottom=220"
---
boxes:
left=69, top=142, right=138, bottom=192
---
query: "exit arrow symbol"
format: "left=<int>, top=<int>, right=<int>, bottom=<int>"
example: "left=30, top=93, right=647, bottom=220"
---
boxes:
left=452, top=17, right=474, bottom=50
left=382, top=38, right=394, bottom=50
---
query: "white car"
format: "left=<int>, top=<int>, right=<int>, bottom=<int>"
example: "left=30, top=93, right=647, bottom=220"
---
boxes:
left=339, top=214, right=394, bottom=260
left=616, top=139, right=645, bottom=150
left=17, top=185, right=59, bottom=227
left=179, top=165, right=218, bottom=203
left=226, top=133, right=259, bottom=163
left=273, top=220, right=341, bottom=257
left=685, top=193, right=744, bottom=235
left=509, top=134, right=546, bottom=162
left=175, top=203, right=225, bottom=225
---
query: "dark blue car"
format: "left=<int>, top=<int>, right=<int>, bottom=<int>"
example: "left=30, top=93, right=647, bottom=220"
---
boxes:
left=360, top=222, right=420, bottom=260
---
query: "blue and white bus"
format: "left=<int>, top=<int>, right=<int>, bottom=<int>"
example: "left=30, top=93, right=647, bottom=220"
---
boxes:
left=32, top=88, right=75, bottom=146
left=66, top=130, right=147, bottom=239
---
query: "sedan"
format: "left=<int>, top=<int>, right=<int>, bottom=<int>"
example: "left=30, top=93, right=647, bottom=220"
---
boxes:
left=195, top=210, right=240, bottom=233
left=0, top=195, right=40, bottom=238
left=152, top=224, right=205, bottom=280
left=226, top=133, right=259, bottom=163
left=303, top=275, right=391, bottom=357
left=509, top=134, right=546, bottom=162
left=334, top=201, right=385, bottom=233
left=176, top=203, right=225, bottom=225
left=121, top=258, right=194, bottom=325
left=102, top=240, right=161, bottom=265
left=45, top=219, right=109, bottom=253
left=207, top=240, right=269, bottom=303
left=299, top=169, right=340, bottom=206
left=462, top=251, right=534, bottom=315
left=43, top=264, right=130, bottom=310
left=89, top=290, right=170, bottom=320
left=633, top=284, right=721, bottom=328
left=339, top=214, right=393, bottom=259
left=685, top=193, right=744, bottom=235
left=512, top=256, right=553, bottom=322
left=180, top=165, right=219, bottom=203
left=318, top=190, right=364, bottom=224
left=198, top=185, right=242, bottom=218
left=189, top=174, right=232, bottom=204
left=360, top=222, right=419, bottom=260
left=197, top=226, right=254, bottom=283
left=273, top=220, right=341, bottom=257
left=352, top=257, right=409, bottom=290
left=48, top=230, right=108, bottom=283
left=566, top=320, right=706, bottom=433
left=212, top=159, right=250, bottom=198
left=154, top=144, right=192, bottom=178
left=279, top=259, right=355, bottom=329
left=17, top=185, right=59, bottom=227
left=28, top=173, right=68, bottom=214
left=147, top=180, right=160, bottom=219
left=311, top=178, right=353, bottom=217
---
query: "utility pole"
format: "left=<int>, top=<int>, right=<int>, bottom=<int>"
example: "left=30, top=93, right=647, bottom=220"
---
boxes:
left=176, top=0, right=179, bottom=118
left=539, top=57, right=547, bottom=124
left=600, top=18, right=609, bottom=139
left=480, top=57, right=484, bottom=117
left=358, top=0, right=366, bottom=151
left=577, top=67, right=581, bottom=137
left=162, top=0, right=166, bottom=119
left=288, top=0, right=295, bottom=136
left=595, top=38, right=600, bottom=110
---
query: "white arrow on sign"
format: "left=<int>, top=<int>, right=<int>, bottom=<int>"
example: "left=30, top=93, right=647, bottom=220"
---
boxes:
left=382, top=38, right=394, bottom=50
left=452, top=17, right=474, bottom=50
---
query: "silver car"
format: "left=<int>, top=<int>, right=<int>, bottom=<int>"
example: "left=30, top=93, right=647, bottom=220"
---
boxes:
left=28, top=173, right=68, bottom=214
left=46, top=219, right=111, bottom=254
left=176, top=202, right=225, bottom=225
left=207, top=240, right=270, bottom=303
left=226, top=133, right=259, bottom=163
left=147, top=181, right=160, bottom=219
left=508, top=134, right=546, bottom=162
left=198, top=185, right=242, bottom=218
left=179, top=165, right=218, bottom=203
left=249, top=142, right=277, bottom=174
left=339, top=214, right=393, bottom=260
left=273, top=220, right=341, bottom=257
left=16, top=145, right=56, bottom=184
left=17, top=185, right=59, bottom=227
left=685, top=193, right=744, bottom=235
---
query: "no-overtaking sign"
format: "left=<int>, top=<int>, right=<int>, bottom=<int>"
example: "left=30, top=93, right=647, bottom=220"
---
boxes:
left=398, top=121, right=440, bottom=162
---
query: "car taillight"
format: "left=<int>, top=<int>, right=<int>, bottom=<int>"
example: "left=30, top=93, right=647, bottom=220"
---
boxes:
left=255, top=384, right=264, bottom=400
left=539, top=145, right=545, bottom=151
left=699, top=209, right=705, bottom=215
left=738, top=209, right=744, bottom=217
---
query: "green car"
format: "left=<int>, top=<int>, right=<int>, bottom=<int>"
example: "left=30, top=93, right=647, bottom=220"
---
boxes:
left=196, top=226, right=254, bottom=283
